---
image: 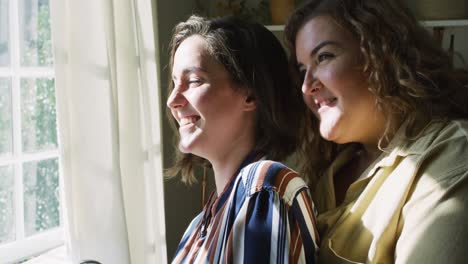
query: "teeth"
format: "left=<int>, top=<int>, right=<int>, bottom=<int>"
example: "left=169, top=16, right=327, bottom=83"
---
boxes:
left=318, top=98, right=336, bottom=108
left=180, top=116, right=199, bottom=126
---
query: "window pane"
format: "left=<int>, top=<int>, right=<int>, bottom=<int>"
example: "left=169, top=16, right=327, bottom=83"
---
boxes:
left=0, top=165, right=15, bottom=244
left=23, top=158, right=59, bottom=236
left=21, top=78, right=57, bottom=153
left=0, top=0, right=9, bottom=66
left=0, top=78, right=12, bottom=156
left=19, top=0, right=53, bottom=67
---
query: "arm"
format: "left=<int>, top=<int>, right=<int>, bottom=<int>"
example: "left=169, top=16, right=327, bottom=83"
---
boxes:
left=286, top=187, right=320, bottom=263
left=237, top=177, right=319, bottom=263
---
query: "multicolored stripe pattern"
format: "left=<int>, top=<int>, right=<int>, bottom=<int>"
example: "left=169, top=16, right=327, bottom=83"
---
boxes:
left=172, top=160, right=319, bottom=263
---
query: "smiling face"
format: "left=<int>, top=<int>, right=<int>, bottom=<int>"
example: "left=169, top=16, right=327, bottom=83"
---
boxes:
left=295, top=15, right=385, bottom=145
left=167, top=35, right=255, bottom=159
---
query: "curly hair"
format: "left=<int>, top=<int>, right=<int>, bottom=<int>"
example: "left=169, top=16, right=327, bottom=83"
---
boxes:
left=284, top=0, right=468, bottom=187
left=166, top=15, right=306, bottom=184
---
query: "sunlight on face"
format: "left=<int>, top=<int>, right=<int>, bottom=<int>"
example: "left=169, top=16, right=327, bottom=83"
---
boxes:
left=295, top=16, right=385, bottom=145
left=167, top=35, right=252, bottom=159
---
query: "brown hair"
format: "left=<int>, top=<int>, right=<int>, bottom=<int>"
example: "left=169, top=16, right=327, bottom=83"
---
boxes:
left=166, top=15, right=306, bottom=184
left=285, top=0, right=468, bottom=187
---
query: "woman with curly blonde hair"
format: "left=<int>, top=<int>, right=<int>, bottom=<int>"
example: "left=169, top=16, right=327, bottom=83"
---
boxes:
left=284, top=0, right=468, bottom=263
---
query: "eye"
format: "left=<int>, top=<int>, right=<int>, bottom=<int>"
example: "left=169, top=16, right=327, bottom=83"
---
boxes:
left=317, top=52, right=334, bottom=63
left=188, top=79, right=202, bottom=87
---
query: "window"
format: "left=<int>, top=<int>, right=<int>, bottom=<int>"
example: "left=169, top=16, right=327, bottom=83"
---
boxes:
left=0, top=0, right=63, bottom=262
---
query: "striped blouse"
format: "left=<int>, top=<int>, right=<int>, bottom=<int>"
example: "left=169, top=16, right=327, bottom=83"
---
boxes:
left=172, top=158, right=319, bottom=263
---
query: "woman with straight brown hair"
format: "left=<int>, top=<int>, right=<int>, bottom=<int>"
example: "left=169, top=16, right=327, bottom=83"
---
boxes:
left=167, top=15, right=319, bottom=263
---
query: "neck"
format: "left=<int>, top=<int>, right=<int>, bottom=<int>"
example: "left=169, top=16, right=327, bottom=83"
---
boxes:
left=358, top=120, right=392, bottom=164
left=203, top=115, right=257, bottom=196
left=210, top=141, right=254, bottom=195
left=360, top=143, right=382, bottom=165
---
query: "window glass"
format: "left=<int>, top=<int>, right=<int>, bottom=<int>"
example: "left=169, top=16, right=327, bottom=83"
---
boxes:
left=21, top=78, right=57, bottom=153
left=0, top=0, right=9, bottom=66
left=0, top=165, right=15, bottom=244
left=0, top=0, right=61, bottom=259
left=23, top=158, right=59, bottom=236
left=0, top=78, right=12, bottom=156
left=19, top=0, right=53, bottom=67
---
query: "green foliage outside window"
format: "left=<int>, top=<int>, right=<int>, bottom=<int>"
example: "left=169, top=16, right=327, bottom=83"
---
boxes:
left=0, top=0, right=59, bottom=242
left=0, top=79, right=12, bottom=155
left=21, top=0, right=60, bottom=235
left=22, top=0, right=53, bottom=66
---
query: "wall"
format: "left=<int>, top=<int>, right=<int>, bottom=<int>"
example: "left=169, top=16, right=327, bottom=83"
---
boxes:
left=444, top=27, right=468, bottom=69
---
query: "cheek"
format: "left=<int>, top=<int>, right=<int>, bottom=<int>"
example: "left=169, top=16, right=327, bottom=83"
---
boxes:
left=200, top=93, right=243, bottom=124
left=323, top=66, right=348, bottom=90
left=190, top=89, right=213, bottom=114
left=328, top=66, right=369, bottom=100
left=171, top=107, right=179, bottom=118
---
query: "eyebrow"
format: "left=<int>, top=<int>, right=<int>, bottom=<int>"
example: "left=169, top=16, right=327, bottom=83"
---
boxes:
left=310, top=40, right=340, bottom=56
left=172, top=66, right=208, bottom=80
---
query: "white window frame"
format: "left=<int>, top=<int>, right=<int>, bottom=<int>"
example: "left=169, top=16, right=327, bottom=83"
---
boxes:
left=0, top=0, right=63, bottom=262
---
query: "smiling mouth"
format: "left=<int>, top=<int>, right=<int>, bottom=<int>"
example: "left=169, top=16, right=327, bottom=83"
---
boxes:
left=179, top=116, right=200, bottom=126
left=317, top=98, right=337, bottom=109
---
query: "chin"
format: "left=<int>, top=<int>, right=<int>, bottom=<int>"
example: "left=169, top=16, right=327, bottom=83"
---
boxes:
left=320, top=129, right=351, bottom=145
left=320, top=122, right=338, bottom=141
left=320, top=131, right=336, bottom=142
left=178, top=141, right=207, bottom=159
left=319, top=114, right=346, bottom=142
left=178, top=145, right=191, bottom=154
left=178, top=139, right=195, bottom=154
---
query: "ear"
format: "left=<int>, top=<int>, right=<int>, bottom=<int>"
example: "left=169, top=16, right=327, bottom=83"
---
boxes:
left=243, top=95, right=256, bottom=112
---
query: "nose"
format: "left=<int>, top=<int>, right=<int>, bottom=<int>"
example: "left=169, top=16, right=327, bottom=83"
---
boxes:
left=166, top=88, right=187, bottom=109
left=301, top=69, right=321, bottom=95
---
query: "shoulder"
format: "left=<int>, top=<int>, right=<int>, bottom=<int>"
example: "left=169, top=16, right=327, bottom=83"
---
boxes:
left=428, top=119, right=468, bottom=143
left=422, top=120, right=468, bottom=173
left=179, top=211, right=203, bottom=242
left=408, top=119, right=468, bottom=185
left=238, top=160, right=309, bottom=205
left=419, top=119, right=467, bottom=148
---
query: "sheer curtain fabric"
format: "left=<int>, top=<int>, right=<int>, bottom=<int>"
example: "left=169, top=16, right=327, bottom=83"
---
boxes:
left=49, top=0, right=167, bottom=263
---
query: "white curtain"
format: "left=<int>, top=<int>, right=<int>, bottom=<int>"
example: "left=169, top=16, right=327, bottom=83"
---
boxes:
left=49, top=0, right=167, bottom=263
